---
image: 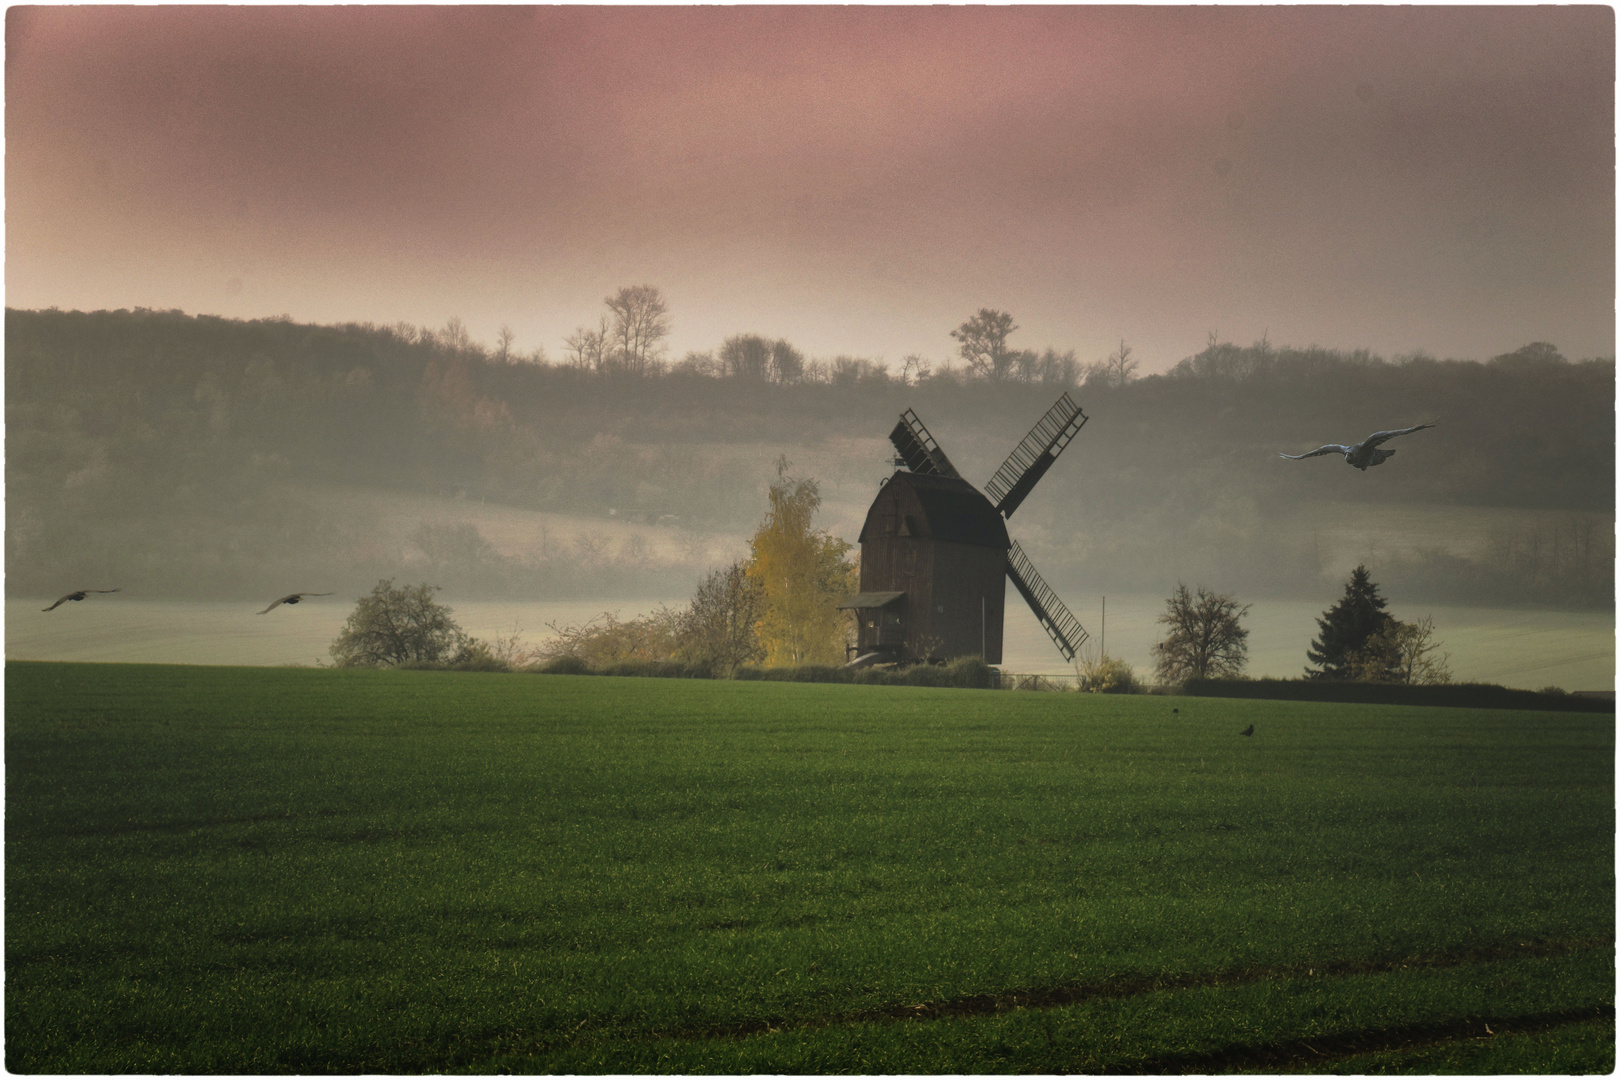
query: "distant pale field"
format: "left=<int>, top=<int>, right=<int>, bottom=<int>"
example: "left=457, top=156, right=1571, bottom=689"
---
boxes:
left=1284, top=501, right=1609, bottom=573
left=8, top=594, right=1612, bottom=691
left=300, top=482, right=1610, bottom=580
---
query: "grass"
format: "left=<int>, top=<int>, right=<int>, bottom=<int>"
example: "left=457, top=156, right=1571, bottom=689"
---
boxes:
left=6, top=661, right=1613, bottom=1073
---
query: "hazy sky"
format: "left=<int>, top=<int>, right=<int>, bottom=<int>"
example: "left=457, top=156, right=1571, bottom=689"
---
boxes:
left=7, top=5, right=1614, bottom=371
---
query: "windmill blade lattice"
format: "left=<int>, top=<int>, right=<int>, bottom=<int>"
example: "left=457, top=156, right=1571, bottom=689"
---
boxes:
left=984, top=392, right=1087, bottom=519
left=1006, top=540, right=1088, bottom=662
left=889, top=409, right=962, bottom=479
left=877, top=397, right=1090, bottom=665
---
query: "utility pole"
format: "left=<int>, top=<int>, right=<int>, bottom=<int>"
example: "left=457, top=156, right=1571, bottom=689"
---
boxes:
left=1101, top=595, right=1106, bottom=658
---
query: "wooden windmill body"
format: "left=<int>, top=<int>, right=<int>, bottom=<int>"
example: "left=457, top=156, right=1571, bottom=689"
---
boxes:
left=848, top=471, right=1010, bottom=662
left=841, top=394, right=1091, bottom=666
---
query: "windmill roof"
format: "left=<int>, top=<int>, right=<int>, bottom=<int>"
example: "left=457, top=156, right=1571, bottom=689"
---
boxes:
left=859, top=471, right=1010, bottom=549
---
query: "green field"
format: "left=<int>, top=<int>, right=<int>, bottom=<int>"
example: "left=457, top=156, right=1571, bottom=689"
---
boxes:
left=6, top=662, right=1614, bottom=1073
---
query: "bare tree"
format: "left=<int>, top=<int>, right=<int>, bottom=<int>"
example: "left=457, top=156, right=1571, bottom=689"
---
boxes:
left=900, top=354, right=932, bottom=385
left=542, top=609, right=682, bottom=668
left=439, top=316, right=473, bottom=354
left=1087, top=339, right=1140, bottom=389
left=676, top=560, right=765, bottom=675
left=673, top=350, right=719, bottom=377
left=950, top=308, right=1019, bottom=381
left=1105, top=339, right=1139, bottom=386
left=831, top=356, right=863, bottom=386
left=1035, top=347, right=1080, bottom=387
left=1152, top=583, right=1251, bottom=682
left=769, top=339, right=805, bottom=384
left=1350, top=615, right=1453, bottom=684
left=604, top=284, right=671, bottom=375
left=573, top=532, right=611, bottom=563
left=496, top=324, right=515, bottom=364
left=719, top=334, right=772, bottom=379
left=563, top=315, right=609, bottom=372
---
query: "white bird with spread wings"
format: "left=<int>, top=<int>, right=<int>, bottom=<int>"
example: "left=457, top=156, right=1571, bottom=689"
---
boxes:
left=1279, top=423, right=1436, bottom=471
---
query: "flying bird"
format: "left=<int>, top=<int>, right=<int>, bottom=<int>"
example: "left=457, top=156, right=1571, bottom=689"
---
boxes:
left=256, top=592, right=334, bottom=614
left=1241, top=723, right=1254, bottom=737
left=1279, top=423, right=1436, bottom=471
left=42, top=589, right=120, bottom=612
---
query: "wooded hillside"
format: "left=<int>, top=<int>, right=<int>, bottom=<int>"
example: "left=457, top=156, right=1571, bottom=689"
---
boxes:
left=7, top=307, right=1613, bottom=607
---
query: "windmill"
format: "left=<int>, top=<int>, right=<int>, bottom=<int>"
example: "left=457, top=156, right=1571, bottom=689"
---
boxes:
left=841, top=393, right=1090, bottom=665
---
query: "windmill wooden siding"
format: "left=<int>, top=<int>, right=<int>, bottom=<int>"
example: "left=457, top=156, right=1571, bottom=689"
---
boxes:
left=850, top=471, right=1009, bottom=663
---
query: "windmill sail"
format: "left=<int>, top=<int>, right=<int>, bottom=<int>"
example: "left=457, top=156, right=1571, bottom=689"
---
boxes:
left=984, top=392, right=1088, bottom=518
left=889, top=408, right=962, bottom=478
left=1006, top=540, right=1088, bottom=662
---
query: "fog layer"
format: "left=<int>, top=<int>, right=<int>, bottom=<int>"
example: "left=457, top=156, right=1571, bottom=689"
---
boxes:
left=7, top=308, right=1613, bottom=613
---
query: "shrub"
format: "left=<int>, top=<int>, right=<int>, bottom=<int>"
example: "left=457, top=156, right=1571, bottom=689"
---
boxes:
left=1079, top=654, right=1138, bottom=694
left=943, top=656, right=994, bottom=689
left=537, top=655, right=590, bottom=676
left=898, top=664, right=951, bottom=687
left=734, top=658, right=992, bottom=689
left=446, top=639, right=510, bottom=672
left=736, top=665, right=852, bottom=683
left=597, top=660, right=714, bottom=679
left=540, top=609, right=682, bottom=668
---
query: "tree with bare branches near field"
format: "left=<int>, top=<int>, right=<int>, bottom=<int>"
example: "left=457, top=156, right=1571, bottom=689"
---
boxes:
left=1152, top=584, right=1251, bottom=683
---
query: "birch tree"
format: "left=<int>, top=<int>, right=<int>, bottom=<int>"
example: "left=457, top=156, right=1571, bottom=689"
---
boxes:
left=746, top=462, right=856, bottom=666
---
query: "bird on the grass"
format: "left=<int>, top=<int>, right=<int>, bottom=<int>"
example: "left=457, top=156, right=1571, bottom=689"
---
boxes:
left=42, top=589, right=120, bottom=612
left=256, top=592, right=334, bottom=614
left=1241, top=723, right=1254, bottom=737
left=1279, top=423, right=1435, bottom=471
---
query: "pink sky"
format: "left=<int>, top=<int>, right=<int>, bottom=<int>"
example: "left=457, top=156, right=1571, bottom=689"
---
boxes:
left=7, top=5, right=1614, bottom=370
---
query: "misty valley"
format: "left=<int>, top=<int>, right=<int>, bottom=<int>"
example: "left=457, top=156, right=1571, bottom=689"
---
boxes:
left=6, top=306, right=1613, bottom=683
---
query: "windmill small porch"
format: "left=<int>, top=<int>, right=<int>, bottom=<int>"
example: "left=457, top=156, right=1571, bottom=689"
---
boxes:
left=841, top=393, right=1092, bottom=667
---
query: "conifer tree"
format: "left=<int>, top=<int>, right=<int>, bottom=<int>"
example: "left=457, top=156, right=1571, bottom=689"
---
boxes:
left=1305, top=564, right=1394, bottom=679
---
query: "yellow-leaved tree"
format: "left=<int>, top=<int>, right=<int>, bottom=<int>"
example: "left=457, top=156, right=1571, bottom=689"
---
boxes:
left=747, top=461, right=857, bottom=666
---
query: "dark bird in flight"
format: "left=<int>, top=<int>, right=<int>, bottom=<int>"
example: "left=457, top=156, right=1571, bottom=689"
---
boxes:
left=1241, top=723, right=1254, bottom=737
left=256, top=592, right=334, bottom=614
left=1279, top=423, right=1436, bottom=471
left=43, top=589, right=121, bottom=612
